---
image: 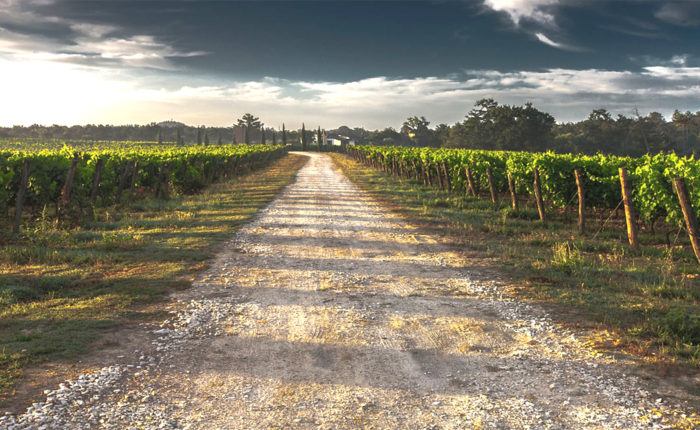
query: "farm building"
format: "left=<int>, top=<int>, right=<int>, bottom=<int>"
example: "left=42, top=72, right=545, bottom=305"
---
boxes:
left=325, top=135, right=355, bottom=146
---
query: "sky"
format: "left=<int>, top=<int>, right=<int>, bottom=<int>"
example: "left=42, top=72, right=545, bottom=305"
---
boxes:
left=1, top=0, right=700, bottom=129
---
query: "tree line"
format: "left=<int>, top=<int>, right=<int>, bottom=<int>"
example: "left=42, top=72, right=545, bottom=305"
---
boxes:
left=0, top=114, right=318, bottom=148
left=366, top=99, right=699, bottom=157
left=2, top=100, right=698, bottom=156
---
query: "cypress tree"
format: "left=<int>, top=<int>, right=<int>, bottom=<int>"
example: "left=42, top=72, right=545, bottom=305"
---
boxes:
left=317, top=127, right=322, bottom=152
left=204, top=132, right=209, bottom=145
left=261, top=128, right=265, bottom=145
left=272, top=132, right=277, bottom=145
left=301, top=123, right=307, bottom=150
left=282, top=123, right=287, bottom=145
left=196, top=128, right=202, bottom=145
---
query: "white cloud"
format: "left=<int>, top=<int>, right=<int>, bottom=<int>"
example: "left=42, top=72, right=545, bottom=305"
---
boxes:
left=533, top=32, right=583, bottom=50
left=483, top=0, right=559, bottom=25
left=655, top=3, right=700, bottom=27
left=66, top=34, right=208, bottom=69
left=1, top=30, right=700, bottom=129
left=483, top=1, right=583, bottom=50
left=670, top=55, right=688, bottom=66
left=642, top=66, right=700, bottom=81
left=69, top=23, right=117, bottom=39
left=535, top=32, right=563, bottom=48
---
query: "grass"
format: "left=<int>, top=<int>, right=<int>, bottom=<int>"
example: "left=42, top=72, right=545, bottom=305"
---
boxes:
left=331, top=153, right=700, bottom=369
left=0, top=153, right=307, bottom=405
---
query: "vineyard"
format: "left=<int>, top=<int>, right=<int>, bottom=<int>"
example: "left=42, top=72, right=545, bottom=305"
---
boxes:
left=0, top=142, right=287, bottom=231
left=348, top=145, right=700, bottom=255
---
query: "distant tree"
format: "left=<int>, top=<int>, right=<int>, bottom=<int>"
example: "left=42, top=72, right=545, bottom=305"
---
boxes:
left=637, top=111, right=672, bottom=154
left=331, top=125, right=370, bottom=145
left=204, top=132, right=209, bottom=145
left=433, top=123, right=450, bottom=146
left=370, top=127, right=408, bottom=146
left=272, top=131, right=277, bottom=145
left=176, top=128, right=182, bottom=145
left=448, top=99, right=554, bottom=151
left=317, top=127, right=322, bottom=151
left=261, top=127, right=265, bottom=145
left=401, top=116, right=433, bottom=146
left=196, top=127, right=202, bottom=145
left=672, top=109, right=694, bottom=153
left=579, top=108, right=622, bottom=154
left=237, top=113, right=261, bottom=144
left=282, top=123, right=287, bottom=145
left=156, top=127, right=162, bottom=144
left=301, top=123, right=307, bottom=150
left=217, top=132, right=222, bottom=145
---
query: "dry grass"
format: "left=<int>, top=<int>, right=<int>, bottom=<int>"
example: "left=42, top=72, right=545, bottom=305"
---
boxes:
left=331, top=153, right=700, bottom=371
left=0, top=154, right=307, bottom=406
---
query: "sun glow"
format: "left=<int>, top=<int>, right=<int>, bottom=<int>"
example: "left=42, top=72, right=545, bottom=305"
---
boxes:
left=0, top=59, right=136, bottom=125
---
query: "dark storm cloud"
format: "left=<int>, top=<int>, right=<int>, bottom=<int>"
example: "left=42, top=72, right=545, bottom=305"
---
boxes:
left=1, top=0, right=698, bottom=79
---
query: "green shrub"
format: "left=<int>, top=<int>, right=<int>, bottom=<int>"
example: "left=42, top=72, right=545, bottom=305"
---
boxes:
left=659, top=307, right=700, bottom=345
left=0, top=285, right=41, bottom=305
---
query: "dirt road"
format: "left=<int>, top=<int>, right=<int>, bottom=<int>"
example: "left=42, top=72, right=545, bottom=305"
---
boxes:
left=5, top=152, right=698, bottom=429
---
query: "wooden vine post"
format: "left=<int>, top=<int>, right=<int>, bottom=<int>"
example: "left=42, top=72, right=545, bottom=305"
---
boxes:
left=128, top=160, right=140, bottom=202
left=673, top=177, right=700, bottom=264
left=618, top=167, right=639, bottom=249
left=155, top=161, right=167, bottom=199
left=116, top=160, right=134, bottom=203
left=59, top=154, right=80, bottom=216
left=411, top=160, right=419, bottom=181
left=442, top=162, right=451, bottom=193
left=574, top=169, right=585, bottom=234
left=465, top=167, right=477, bottom=198
left=487, top=167, right=498, bottom=209
left=89, top=158, right=104, bottom=207
left=232, top=157, right=241, bottom=178
left=206, top=160, right=216, bottom=184
left=156, top=162, right=171, bottom=199
left=507, top=171, right=518, bottom=211
left=434, top=164, right=444, bottom=189
left=13, top=159, right=31, bottom=234
left=224, top=157, right=232, bottom=179
left=88, top=158, right=104, bottom=218
left=533, top=168, right=546, bottom=221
